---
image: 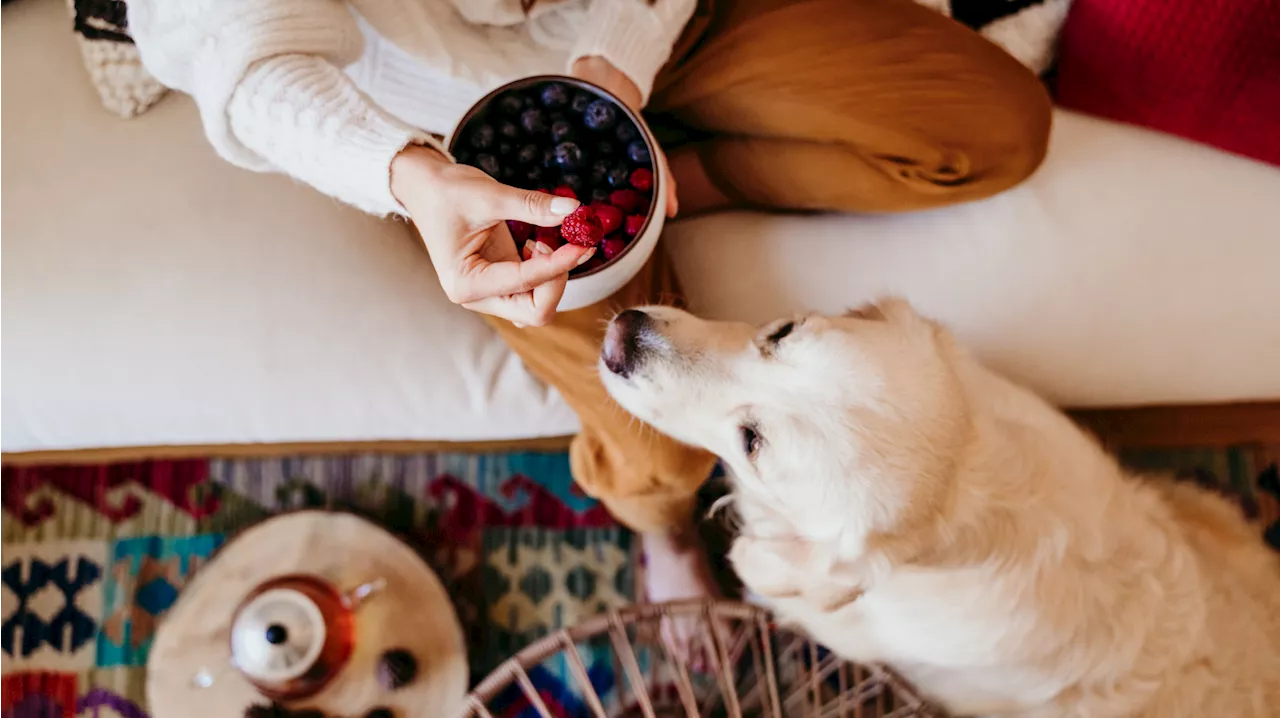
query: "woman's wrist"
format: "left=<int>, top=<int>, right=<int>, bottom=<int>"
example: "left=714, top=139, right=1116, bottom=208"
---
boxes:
left=571, top=56, right=644, bottom=111
left=390, top=143, right=452, bottom=205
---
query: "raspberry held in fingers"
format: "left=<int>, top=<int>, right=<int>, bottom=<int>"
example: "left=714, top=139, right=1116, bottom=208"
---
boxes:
left=560, top=206, right=605, bottom=247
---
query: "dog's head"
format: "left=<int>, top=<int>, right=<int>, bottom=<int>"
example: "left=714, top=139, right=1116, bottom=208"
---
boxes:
left=600, top=299, right=973, bottom=544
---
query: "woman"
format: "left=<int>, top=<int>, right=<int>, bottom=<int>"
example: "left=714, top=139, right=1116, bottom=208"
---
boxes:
left=130, top=0, right=1051, bottom=605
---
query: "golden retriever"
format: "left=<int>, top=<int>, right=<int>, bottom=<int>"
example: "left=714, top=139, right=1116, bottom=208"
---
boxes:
left=599, top=299, right=1279, bottom=717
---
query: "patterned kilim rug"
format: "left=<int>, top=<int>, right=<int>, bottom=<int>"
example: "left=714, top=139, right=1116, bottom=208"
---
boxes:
left=2, top=446, right=1278, bottom=718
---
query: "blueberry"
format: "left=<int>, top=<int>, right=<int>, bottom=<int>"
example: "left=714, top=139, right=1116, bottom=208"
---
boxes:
left=595, top=140, right=616, bottom=157
left=616, top=122, right=638, bottom=143
left=584, top=100, right=618, bottom=131
left=469, top=124, right=495, bottom=150
left=516, top=144, right=540, bottom=165
left=521, top=108, right=547, bottom=135
left=590, top=187, right=611, bottom=203
left=549, top=111, right=568, bottom=126
left=542, top=146, right=557, bottom=168
left=561, top=173, right=585, bottom=193
left=500, top=165, right=517, bottom=182
left=496, top=94, right=525, bottom=116
left=627, top=140, right=651, bottom=165
left=452, top=149, right=473, bottom=166
left=605, top=164, right=631, bottom=188
left=498, top=121, right=520, bottom=140
left=588, top=159, right=611, bottom=184
left=498, top=141, right=513, bottom=156
left=571, top=92, right=593, bottom=113
left=553, top=142, right=584, bottom=170
left=540, top=82, right=569, bottom=108
left=476, top=154, right=500, bottom=177
left=523, top=165, right=545, bottom=185
left=550, top=120, right=575, bottom=143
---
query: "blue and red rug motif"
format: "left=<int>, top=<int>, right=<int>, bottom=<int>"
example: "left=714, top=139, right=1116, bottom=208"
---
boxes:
left=1, top=451, right=636, bottom=717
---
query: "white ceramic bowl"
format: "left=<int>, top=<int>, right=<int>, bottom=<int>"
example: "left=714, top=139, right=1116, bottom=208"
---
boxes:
left=447, top=76, right=666, bottom=313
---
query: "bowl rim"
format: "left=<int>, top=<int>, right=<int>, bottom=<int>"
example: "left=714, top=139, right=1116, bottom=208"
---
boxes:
left=447, top=75, right=662, bottom=281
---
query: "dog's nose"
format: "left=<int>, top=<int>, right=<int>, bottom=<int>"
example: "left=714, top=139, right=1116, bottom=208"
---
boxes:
left=602, top=309, right=652, bottom=378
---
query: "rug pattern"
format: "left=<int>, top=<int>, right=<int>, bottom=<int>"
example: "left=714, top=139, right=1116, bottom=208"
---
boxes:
left=2, top=446, right=1278, bottom=718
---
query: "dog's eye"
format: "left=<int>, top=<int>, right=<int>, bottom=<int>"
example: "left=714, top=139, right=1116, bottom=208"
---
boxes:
left=765, top=321, right=795, bottom=344
left=740, top=424, right=763, bottom=457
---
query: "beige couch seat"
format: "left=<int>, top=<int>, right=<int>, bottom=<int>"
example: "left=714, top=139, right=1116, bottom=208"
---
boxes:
left=4, top=0, right=1278, bottom=454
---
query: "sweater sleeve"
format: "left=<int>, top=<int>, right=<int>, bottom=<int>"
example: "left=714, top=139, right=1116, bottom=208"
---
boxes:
left=568, top=0, right=698, bottom=104
left=128, top=0, right=440, bottom=217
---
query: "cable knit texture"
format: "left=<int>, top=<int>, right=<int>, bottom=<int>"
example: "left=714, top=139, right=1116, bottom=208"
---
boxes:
left=128, top=0, right=694, bottom=217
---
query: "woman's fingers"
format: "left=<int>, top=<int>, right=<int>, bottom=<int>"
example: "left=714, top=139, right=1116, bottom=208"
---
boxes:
left=660, top=151, right=679, bottom=218
left=485, top=183, right=580, bottom=227
left=462, top=276, right=567, bottom=327
left=455, top=244, right=593, bottom=304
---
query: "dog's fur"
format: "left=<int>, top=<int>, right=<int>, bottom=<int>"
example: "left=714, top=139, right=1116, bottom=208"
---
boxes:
left=600, top=299, right=1280, bottom=717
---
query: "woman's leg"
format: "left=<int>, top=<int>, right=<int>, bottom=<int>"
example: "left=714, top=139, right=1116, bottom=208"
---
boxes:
left=484, top=250, right=720, bottom=600
left=652, top=0, right=1053, bottom=213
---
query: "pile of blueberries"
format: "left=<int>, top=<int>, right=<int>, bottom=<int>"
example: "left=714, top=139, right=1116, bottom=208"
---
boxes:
left=450, top=80, right=657, bottom=275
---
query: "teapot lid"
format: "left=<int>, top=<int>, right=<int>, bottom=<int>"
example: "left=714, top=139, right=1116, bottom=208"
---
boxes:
left=230, top=588, right=327, bottom=684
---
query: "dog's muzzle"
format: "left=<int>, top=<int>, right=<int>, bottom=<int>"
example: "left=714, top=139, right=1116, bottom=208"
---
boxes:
left=602, top=309, right=652, bottom=378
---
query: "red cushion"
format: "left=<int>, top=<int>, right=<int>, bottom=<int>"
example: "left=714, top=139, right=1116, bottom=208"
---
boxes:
left=1054, top=0, right=1280, bottom=167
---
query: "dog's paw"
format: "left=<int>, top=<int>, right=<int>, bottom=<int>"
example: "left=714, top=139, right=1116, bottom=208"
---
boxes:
left=728, top=536, right=809, bottom=598
left=732, top=536, right=872, bottom=613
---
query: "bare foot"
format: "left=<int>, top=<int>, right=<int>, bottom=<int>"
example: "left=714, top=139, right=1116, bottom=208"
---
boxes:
left=642, top=530, right=722, bottom=664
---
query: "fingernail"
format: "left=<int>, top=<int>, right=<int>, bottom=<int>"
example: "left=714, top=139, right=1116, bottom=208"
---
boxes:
left=550, top=197, right=579, bottom=216
left=533, top=242, right=553, bottom=256
left=575, top=248, right=597, bottom=266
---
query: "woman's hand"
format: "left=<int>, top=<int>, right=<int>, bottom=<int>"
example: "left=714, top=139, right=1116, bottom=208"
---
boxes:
left=391, top=145, right=595, bottom=327
left=571, top=57, right=678, bottom=218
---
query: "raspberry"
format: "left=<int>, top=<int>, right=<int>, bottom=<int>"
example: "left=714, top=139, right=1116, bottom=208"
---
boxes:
left=624, top=215, right=646, bottom=237
left=590, top=203, right=623, bottom=235
left=630, top=168, right=654, bottom=192
left=601, top=236, right=627, bottom=260
left=506, top=220, right=534, bottom=242
left=552, top=185, right=577, bottom=200
left=575, top=253, right=607, bottom=274
left=560, top=206, right=605, bottom=247
left=535, top=226, right=562, bottom=246
left=534, top=226, right=563, bottom=251
left=609, top=189, right=642, bottom=213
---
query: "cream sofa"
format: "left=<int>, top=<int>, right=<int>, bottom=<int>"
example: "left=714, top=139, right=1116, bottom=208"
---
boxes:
left=4, top=0, right=1279, bottom=454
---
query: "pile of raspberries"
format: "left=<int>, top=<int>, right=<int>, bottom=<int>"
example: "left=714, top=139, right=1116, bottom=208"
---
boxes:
left=450, top=80, right=656, bottom=275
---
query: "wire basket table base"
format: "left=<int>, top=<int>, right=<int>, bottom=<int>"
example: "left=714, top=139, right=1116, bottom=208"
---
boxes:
left=461, top=600, right=947, bottom=718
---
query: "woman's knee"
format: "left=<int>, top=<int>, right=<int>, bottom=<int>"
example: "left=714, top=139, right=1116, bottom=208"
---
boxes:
left=893, top=77, right=1052, bottom=206
left=987, top=74, right=1053, bottom=191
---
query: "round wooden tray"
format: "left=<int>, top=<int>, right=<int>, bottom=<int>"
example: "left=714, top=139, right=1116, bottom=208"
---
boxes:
left=147, top=511, right=467, bottom=717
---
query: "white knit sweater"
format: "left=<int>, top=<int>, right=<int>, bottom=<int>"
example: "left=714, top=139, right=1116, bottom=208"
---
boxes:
left=128, top=0, right=695, bottom=216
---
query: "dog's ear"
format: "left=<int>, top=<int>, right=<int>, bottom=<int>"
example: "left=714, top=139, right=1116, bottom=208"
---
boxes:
left=844, top=302, right=888, bottom=321
left=844, top=297, right=915, bottom=323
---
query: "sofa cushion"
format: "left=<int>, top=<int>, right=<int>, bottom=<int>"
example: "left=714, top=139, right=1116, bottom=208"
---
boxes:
left=1, top=0, right=578, bottom=452
left=1054, top=0, right=1280, bottom=166
left=667, top=109, right=1280, bottom=408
